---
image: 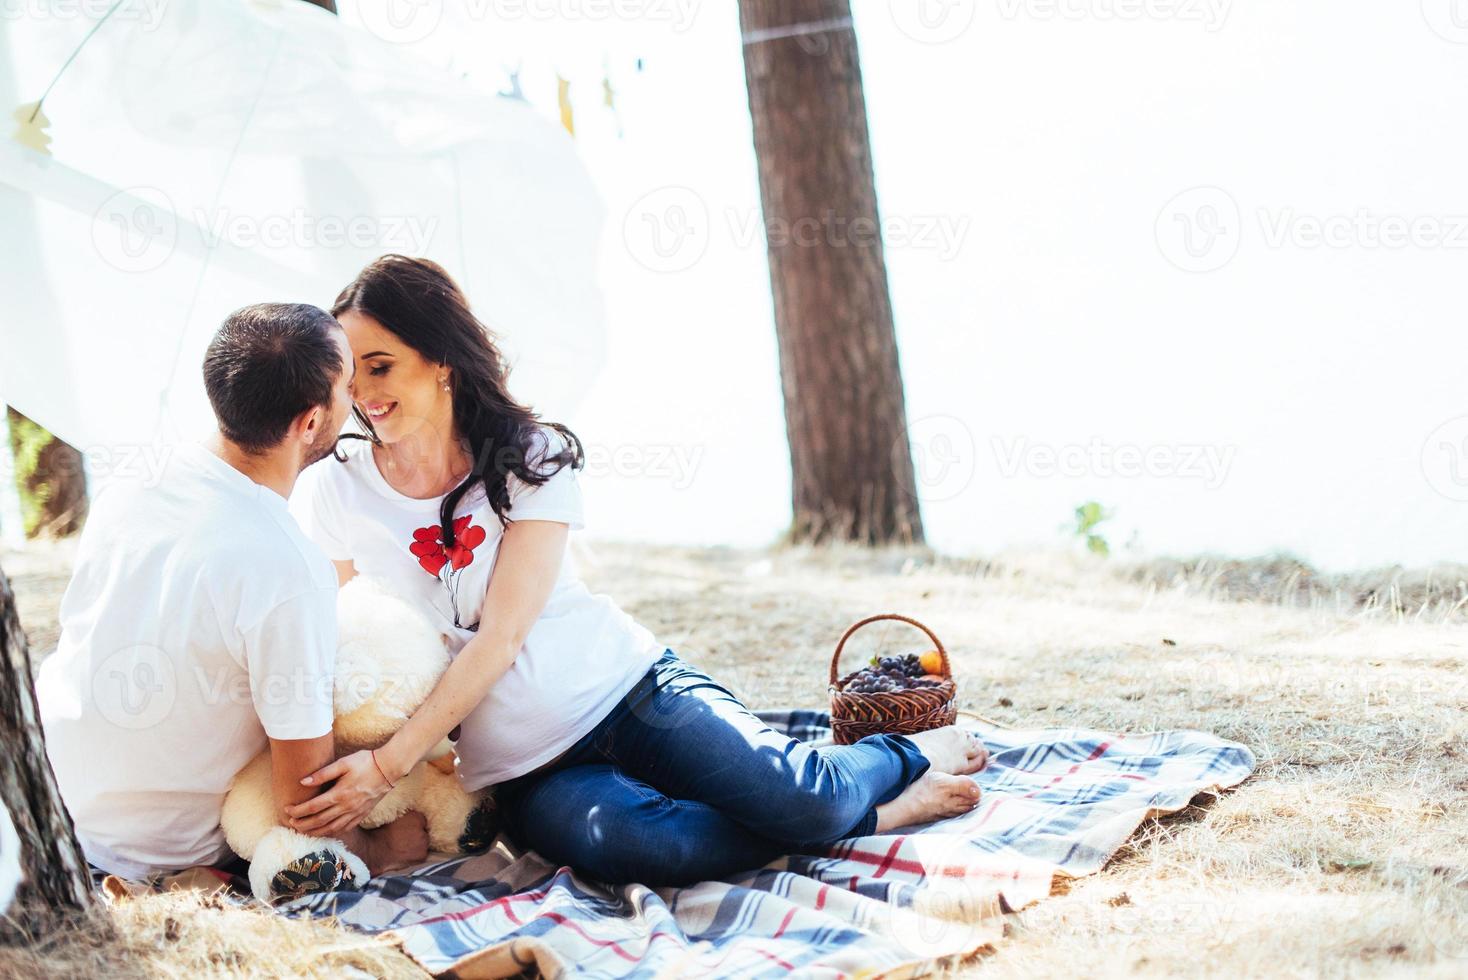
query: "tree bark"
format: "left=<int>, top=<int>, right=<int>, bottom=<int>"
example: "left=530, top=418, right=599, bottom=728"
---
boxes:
left=737, top=0, right=925, bottom=546
left=0, top=561, right=97, bottom=940
left=6, top=410, right=87, bottom=540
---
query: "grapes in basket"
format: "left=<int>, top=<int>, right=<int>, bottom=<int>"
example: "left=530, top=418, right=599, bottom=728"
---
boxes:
left=842, top=652, right=945, bottom=694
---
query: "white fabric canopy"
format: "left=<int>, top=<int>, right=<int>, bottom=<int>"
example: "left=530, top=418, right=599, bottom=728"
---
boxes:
left=0, top=0, right=605, bottom=457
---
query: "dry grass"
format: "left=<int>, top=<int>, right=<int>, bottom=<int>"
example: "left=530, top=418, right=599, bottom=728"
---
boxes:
left=0, top=892, right=424, bottom=979
left=5, top=537, right=1467, bottom=977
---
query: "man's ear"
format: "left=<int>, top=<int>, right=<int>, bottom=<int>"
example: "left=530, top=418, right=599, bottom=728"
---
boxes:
left=295, top=404, right=324, bottom=446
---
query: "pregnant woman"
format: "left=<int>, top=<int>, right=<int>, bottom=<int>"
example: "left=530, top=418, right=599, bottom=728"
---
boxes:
left=285, top=255, right=988, bottom=886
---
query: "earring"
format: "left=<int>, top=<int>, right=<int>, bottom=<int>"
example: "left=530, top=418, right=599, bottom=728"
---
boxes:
left=440, top=376, right=451, bottom=392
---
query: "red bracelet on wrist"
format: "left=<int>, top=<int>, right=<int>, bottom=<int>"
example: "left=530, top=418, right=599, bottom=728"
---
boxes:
left=370, top=749, right=396, bottom=789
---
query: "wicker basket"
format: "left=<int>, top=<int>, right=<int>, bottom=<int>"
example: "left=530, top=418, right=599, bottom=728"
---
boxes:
left=828, top=614, right=957, bottom=745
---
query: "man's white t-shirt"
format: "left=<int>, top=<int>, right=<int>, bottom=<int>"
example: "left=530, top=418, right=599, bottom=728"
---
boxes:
left=289, top=426, right=664, bottom=791
left=36, top=443, right=337, bottom=880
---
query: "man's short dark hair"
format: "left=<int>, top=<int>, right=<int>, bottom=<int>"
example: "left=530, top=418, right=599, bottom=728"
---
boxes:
left=203, top=303, right=343, bottom=454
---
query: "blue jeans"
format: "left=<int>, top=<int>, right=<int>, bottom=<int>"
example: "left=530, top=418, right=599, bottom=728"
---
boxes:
left=495, top=650, right=931, bottom=886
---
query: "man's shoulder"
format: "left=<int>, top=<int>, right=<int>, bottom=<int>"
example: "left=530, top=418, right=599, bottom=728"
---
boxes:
left=147, top=457, right=336, bottom=595
left=168, top=498, right=333, bottom=597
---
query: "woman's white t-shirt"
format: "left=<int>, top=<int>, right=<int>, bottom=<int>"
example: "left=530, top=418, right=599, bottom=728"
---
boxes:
left=289, top=426, right=664, bottom=790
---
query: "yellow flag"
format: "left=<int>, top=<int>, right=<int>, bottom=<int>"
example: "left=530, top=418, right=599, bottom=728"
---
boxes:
left=13, top=101, right=52, bottom=156
left=602, top=72, right=623, bottom=139
left=557, top=75, right=575, bottom=137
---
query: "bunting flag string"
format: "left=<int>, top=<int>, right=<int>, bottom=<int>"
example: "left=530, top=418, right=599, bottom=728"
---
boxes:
left=741, top=16, right=854, bottom=47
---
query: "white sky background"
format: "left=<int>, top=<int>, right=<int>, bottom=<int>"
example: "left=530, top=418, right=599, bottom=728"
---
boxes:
left=336, top=0, right=1468, bottom=572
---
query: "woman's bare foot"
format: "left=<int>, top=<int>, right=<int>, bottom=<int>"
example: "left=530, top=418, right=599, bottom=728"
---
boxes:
left=907, top=726, right=989, bottom=775
left=874, top=772, right=982, bottom=832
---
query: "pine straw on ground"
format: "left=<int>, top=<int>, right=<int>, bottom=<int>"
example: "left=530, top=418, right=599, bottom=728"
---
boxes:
left=0, top=893, right=421, bottom=980
left=3, top=538, right=1467, bottom=978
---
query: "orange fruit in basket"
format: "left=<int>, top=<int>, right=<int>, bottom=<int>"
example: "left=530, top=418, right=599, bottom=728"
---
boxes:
left=918, top=649, right=944, bottom=675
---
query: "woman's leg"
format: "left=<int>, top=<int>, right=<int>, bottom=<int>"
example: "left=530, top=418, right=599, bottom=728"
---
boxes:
left=589, top=654, right=956, bottom=846
left=497, top=763, right=787, bottom=887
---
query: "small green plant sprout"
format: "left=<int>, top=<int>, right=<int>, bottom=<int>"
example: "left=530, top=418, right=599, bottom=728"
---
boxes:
left=1074, top=501, right=1113, bottom=557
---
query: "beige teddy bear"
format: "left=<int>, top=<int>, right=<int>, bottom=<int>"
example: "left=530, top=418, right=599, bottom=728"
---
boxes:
left=221, top=576, right=492, bottom=903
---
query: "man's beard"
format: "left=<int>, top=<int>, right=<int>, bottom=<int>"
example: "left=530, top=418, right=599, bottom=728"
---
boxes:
left=301, top=430, right=339, bottom=469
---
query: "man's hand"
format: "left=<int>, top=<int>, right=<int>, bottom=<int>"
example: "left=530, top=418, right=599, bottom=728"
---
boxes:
left=285, top=749, right=394, bottom=837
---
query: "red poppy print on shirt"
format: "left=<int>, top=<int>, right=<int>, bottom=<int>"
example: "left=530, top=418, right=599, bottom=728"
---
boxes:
left=408, top=515, right=487, bottom=630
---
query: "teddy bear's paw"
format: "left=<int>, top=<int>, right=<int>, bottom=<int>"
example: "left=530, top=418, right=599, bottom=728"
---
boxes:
left=456, top=795, right=500, bottom=855
left=268, top=848, right=363, bottom=904
left=250, top=828, right=372, bottom=905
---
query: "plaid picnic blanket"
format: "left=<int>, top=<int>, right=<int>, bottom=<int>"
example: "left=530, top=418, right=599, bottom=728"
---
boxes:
left=275, top=710, right=1255, bottom=978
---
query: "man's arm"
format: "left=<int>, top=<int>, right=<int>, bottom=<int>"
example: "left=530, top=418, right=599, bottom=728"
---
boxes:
left=268, top=734, right=425, bottom=874
left=268, top=734, right=335, bottom=826
left=331, top=559, right=356, bottom=589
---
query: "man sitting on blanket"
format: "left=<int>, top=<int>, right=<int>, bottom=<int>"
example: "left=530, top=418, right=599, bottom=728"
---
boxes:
left=36, top=303, right=427, bottom=899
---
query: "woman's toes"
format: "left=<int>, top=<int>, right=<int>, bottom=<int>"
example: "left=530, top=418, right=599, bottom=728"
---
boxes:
left=875, top=771, right=982, bottom=832
left=909, top=726, right=970, bottom=773
left=931, top=773, right=982, bottom=816
left=957, top=733, right=989, bottom=775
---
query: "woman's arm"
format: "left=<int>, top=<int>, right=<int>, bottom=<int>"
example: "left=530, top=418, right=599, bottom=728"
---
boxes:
left=332, top=559, right=357, bottom=588
left=285, top=520, right=569, bottom=835
left=382, top=518, right=567, bottom=774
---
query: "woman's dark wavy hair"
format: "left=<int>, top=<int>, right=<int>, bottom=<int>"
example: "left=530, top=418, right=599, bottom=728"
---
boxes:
left=331, top=255, right=583, bottom=550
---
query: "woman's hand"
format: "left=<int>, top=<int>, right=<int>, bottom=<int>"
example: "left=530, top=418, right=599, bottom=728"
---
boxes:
left=284, top=750, right=394, bottom=837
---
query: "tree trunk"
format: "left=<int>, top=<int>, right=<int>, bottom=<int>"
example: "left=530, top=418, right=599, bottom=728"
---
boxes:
left=0, top=561, right=97, bottom=940
left=737, top=0, right=925, bottom=546
left=5, top=410, right=87, bottom=539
